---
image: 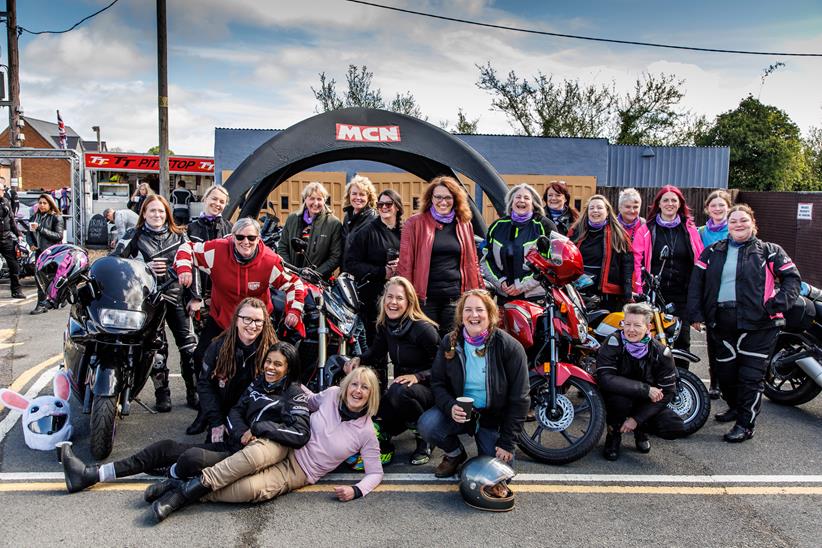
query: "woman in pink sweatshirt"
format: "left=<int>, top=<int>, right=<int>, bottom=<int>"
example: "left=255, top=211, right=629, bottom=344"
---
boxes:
left=151, top=367, right=384, bottom=522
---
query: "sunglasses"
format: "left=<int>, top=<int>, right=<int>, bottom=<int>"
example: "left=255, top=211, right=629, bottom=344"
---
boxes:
left=234, top=234, right=258, bottom=242
left=376, top=201, right=395, bottom=209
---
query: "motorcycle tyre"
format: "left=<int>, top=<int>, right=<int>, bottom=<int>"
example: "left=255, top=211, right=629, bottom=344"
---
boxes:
left=518, top=376, right=605, bottom=465
left=90, top=394, right=118, bottom=460
left=671, top=367, right=710, bottom=436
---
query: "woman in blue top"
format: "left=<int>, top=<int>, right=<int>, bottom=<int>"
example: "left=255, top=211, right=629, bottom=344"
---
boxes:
left=697, top=189, right=733, bottom=399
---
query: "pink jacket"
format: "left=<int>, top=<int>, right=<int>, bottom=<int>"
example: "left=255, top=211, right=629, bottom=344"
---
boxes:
left=632, top=219, right=704, bottom=293
left=295, top=386, right=383, bottom=496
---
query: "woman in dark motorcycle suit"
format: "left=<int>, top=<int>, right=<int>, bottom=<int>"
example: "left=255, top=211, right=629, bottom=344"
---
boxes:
left=111, top=194, right=197, bottom=412
left=59, top=340, right=309, bottom=497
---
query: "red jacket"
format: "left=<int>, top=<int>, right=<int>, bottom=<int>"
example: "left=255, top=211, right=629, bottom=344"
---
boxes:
left=397, top=211, right=482, bottom=301
left=174, top=237, right=305, bottom=331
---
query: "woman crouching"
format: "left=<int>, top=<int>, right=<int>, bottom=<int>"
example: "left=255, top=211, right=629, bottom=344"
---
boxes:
left=152, top=367, right=383, bottom=522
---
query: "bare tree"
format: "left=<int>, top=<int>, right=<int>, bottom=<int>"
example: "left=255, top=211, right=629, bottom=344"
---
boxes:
left=312, top=64, right=425, bottom=119
left=614, top=72, right=687, bottom=145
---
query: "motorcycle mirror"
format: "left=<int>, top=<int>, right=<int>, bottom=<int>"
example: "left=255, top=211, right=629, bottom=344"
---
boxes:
left=536, top=235, right=552, bottom=255
left=659, top=245, right=670, bottom=261
left=291, top=237, right=308, bottom=253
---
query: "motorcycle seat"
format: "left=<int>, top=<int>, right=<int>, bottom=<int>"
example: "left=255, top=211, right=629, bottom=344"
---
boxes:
left=587, top=309, right=610, bottom=327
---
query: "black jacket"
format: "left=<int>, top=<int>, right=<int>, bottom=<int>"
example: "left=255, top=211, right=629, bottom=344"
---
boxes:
left=186, top=215, right=233, bottom=299
left=111, top=225, right=189, bottom=301
left=570, top=223, right=634, bottom=298
left=687, top=237, right=801, bottom=330
left=596, top=334, right=678, bottom=425
left=225, top=376, right=311, bottom=451
left=344, top=217, right=401, bottom=299
left=548, top=207, right=576, bottom=236
left=199, top=337, right=261, bottom=428
left=0, top=196, right=20, bottom=241
left=359, top=318, right=439, bottom=382
left=341, top=206, right=378, bottom=264
left=30, top=211, right=64, bottom=250
left=430, top=329, right=530, bottom=452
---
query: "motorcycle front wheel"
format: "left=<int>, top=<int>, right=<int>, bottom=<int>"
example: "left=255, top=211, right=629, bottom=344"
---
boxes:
left=90, top=394, right=119, bottom=460
left=764, top=334, right=822, bottom=406
left=669, top=367, right=710, bottom=436
left=518, top=375, right=605, bottom=465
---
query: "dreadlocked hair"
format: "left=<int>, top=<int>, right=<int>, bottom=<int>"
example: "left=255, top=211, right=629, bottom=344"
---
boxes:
left=443, top=289, right=499, bottom=359
left=212, top=297, right=278, bottom=381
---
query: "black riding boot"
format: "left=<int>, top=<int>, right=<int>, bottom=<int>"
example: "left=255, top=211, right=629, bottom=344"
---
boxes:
left=180, top=349, right=199, bottom=409
left=185, top=408, right=208, bottom=435
left=144, top=477, right=184, bottom=503
left=603, top=427, right=622, bottom=461
left=58, top=442, right=100, bottom=493
left=152, top=367, right=172, bottom=413
left=152, top=476, right=212, bottom=522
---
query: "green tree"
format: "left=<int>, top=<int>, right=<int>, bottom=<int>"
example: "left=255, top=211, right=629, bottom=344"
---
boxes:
left=804, top=126, right=822, bottom=188
left=613, top=72, right=688, bottom=145
left=147, top=145, right=175, bottom=155
left=312, top=65, right=425, bottom=118
left=696, top=96, right=811, bottom=191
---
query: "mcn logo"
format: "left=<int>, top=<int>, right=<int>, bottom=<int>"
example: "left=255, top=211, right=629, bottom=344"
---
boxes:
left=335, top=124, right=401, bottom=143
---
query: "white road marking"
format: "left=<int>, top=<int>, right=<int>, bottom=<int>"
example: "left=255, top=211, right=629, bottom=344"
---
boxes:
left=0, top=367, right=57, bottom=443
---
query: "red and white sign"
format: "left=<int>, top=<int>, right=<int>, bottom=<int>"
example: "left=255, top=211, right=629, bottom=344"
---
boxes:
left=335, top=123, right=401, bottom=143
left=84, top=153, right=215, bottom=175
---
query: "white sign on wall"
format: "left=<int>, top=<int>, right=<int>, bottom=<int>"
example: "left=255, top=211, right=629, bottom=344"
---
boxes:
left=797, top=203, right=813, bottom=220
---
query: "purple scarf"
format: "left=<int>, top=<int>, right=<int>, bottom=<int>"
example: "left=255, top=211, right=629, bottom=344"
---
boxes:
left=511, top=210, right=533, bottom=223
left=199, top=211, right=222, bottom=222
left=588, top=218, right=607, bottom=230
left=429, top=206, right=455, bottom=224
left=463, top=327, right=489, bottom=347
left=303, top=209, right=315, bottom=225
left=706, top=218, right=727, bottom=232
left=617, top=214, right=640, bottom=230
left=621, top=333, right=651, bottom=359
left=655, top=213, right=681, bottom=229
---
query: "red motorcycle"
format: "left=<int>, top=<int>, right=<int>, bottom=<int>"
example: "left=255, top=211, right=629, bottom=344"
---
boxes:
left=502, top=233, right=605, bottom=464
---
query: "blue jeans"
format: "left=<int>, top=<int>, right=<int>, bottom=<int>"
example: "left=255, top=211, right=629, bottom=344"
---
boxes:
left=417, top=406, right=500, bottom=456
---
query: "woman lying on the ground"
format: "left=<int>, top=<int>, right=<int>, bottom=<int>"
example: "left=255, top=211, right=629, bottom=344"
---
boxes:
left=59, top=341, right=309, bottom=495
left=150, top=366, right=384, bottom=523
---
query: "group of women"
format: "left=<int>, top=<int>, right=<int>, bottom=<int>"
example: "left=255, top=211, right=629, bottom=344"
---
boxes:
left=57, top=174, right=800, bottom=520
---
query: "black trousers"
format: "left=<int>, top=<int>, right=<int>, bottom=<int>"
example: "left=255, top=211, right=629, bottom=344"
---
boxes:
left=1, top=237, right=20, bottom=292
left=113, top=439, right=230, bottom=479
left=602, top=392, right=686, bottom=440
left=422, top=296, right=458, bottom=338
left=158, top=299, right=198, bottom=380
left=669, top=298, right=692, bottom=370
left=193, top=316, right=223, bottom=378
left=377, top=382, right=435, bottom=437
left=173, top=210, right=190, bottom=226
left=709, top=308, right=778, bottom=429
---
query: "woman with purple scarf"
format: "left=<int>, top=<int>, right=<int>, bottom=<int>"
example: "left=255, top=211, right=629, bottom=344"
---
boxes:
left=277, top=182, right=342, bottom=281
left=616, top=187, right=645, bottom=242
left=596, top=302, right=686, bottom=461
left=568, top=195, right=634, bottom=311
left=632, top=185, right=704, bottom=369
left=418, top=289, right=529, bottom=478
left=397, top=176, right=483, bottom=337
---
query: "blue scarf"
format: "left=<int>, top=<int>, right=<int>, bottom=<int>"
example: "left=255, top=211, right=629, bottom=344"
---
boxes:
left=548, top=206, right=565, bottom=220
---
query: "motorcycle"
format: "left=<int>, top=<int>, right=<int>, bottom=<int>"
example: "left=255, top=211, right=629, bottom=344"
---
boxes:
left=764, top=282, right=822, bottom=406
left=63, top=256, right=178, bottom=459
left=274, top=238, right=360, bottom=391
left=502, top=233, right=606, bottom=465
left=0, top=219, right=36, bottom=280
left=591, top=248, right=711, bottom=436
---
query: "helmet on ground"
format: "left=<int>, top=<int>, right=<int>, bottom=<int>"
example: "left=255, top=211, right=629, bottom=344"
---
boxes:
left=35, top=244, right=89, bottom=306
left=459, top=456, right=516, bottom=512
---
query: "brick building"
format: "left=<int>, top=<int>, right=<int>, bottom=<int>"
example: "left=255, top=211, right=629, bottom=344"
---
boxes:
left=0, top=116, right=104, bottom=192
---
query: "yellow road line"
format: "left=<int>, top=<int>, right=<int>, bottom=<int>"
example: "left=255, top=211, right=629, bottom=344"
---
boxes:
left=0, top=354, right=62, bottom=411
left=2, top=482, right=822, bottom=495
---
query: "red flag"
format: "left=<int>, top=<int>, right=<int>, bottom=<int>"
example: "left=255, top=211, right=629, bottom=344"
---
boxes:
left=57, top=110, right=67, bottom=149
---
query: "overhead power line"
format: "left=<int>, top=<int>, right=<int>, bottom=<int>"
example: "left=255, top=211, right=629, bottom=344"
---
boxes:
left=346, top=0, right=822, bottom=57
left=18, top=0, right=120, bottom=35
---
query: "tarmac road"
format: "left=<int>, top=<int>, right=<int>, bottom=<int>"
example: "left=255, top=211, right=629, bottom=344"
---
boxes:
left=1, top=275, right=821, bottom=547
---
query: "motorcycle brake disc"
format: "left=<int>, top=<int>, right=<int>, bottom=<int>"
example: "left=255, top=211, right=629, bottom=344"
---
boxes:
left=669, top=385, right=694, bottom=418
left=535, top=393, right=574, bottom=432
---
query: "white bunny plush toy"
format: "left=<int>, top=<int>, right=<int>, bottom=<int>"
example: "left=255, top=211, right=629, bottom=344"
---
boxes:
left=0, top=370, right=73, bottom=451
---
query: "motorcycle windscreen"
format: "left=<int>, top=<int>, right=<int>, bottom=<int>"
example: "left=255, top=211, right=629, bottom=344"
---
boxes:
left=87, top=256, right=157, bottom=312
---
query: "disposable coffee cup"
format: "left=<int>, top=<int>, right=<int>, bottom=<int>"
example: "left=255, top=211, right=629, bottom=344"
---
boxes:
left=456, top=396, right=474, bottom=417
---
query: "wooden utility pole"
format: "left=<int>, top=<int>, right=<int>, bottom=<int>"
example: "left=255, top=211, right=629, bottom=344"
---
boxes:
left=6, top=0, right=22, bottom=187
left=157, top=0, right=169, bottom=197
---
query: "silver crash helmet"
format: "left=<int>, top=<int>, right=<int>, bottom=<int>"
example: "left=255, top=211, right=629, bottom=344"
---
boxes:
left=459, top=456, right=516, bottom=512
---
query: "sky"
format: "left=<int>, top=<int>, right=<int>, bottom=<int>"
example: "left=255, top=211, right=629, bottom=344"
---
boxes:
left=10, top=0, right=822, bottom=155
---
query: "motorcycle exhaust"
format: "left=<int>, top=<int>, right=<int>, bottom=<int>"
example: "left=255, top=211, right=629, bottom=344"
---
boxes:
left=796, top=357, right=822, bottom=388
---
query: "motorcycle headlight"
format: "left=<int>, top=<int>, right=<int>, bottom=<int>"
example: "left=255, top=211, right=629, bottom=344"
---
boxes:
left=99, top=308, right=146, bottom=330
left=324, top=296, right=357, bottom=336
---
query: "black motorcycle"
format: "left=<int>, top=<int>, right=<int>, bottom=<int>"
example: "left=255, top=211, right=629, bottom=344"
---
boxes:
left=63, top=256, right=177, bottom=459
left=765, top=283, right=822, bottom=406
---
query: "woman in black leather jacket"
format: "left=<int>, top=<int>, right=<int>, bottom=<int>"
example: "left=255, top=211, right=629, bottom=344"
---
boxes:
left=30, top=194, right=64, bottom=314
left=111, top=195, right=197, bottom=413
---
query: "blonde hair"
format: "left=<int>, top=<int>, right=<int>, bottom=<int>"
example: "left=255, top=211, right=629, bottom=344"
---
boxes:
left=704, top=190, right=733, bottom=213
left=444, top=289, right=499, bottom=359
left=299, top=182, right=332, bottom=214
left=623, top=302, right=654, bottom=324
left=727, top=204, right=758, bottom=236
left=338, top=366, right=381, bottom=417
left=344, top=175, right=377, bottom=210
left=376, top=276, right=437, bottom=328
left=569, top=194, right=631, bottom=253
left=203, top=185, right=229, bottom=201
left=618, top=187, right=642, bottom=208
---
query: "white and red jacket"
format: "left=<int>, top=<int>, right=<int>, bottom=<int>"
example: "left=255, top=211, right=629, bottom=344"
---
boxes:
left=174, top=237, right=305, bottom=332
